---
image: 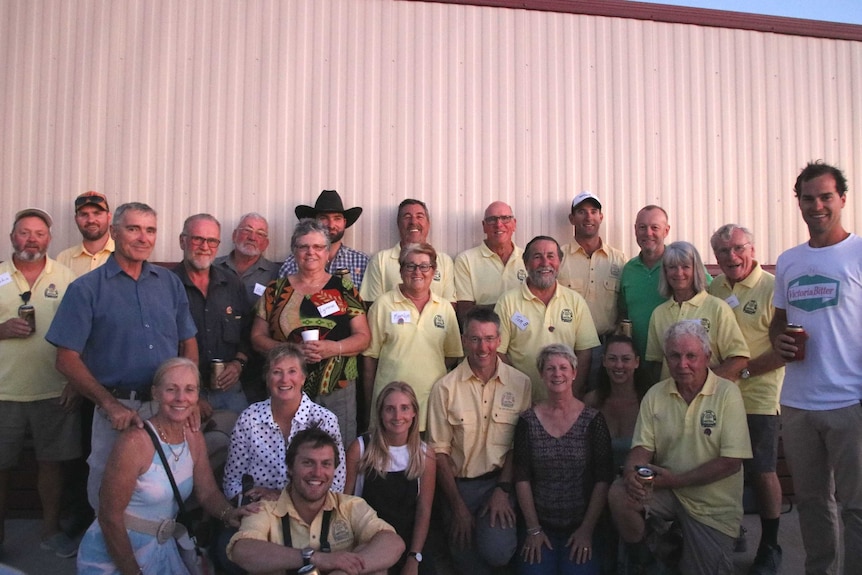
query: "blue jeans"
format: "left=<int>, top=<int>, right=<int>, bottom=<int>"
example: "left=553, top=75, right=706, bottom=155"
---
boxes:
left=518, top=530, right=602, bottom=575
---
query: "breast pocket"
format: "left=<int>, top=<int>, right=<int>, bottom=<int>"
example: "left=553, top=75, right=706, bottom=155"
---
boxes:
left=489, top=409, right=520, bottom=446
left=221, top=314, right=243, bottom=344
left=447, top=409, right=477, bottom=448
left=603, top=278, right=620, bottom=294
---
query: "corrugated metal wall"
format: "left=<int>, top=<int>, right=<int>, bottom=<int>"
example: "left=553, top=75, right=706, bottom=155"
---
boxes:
left=1, top=0, right=860, bottom=264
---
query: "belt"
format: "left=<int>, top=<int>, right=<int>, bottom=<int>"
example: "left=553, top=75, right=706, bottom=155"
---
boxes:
left=107, top=387, right=151, bottom=401
left=124, top=513, right=186, bottom=544
left=457, top=469, right=501, bottom=482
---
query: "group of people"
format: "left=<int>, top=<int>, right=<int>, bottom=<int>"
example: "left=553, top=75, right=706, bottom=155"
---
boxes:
left=0, top=159, right=858, bottom=575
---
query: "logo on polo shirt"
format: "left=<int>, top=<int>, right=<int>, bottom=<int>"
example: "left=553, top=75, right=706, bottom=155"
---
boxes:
left=610, top=263, right=622, bottom=277
left=331, top=518, right=351, bottom=544
left=517, top=269, right=527, bottom=282
left=701, top=410, right=717, bottom=436
left=787, top=274, right=839, bottom=312
left=501, top=391, right=516, bottom=409
left=434, top=315, right=445, bottom=328
left=743, top=300, right=758, bottom=315
left=433, top=269, right=442, bottom=282
left=560, top=309, right=573, bottom=323
left=699, top=318, right=711, bottom=332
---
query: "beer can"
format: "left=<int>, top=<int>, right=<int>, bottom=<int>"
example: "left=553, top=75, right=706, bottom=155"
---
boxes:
left=619, top=319, right=633, bottom=338
left=210, top=359, right=225, bottom=389
left=635, top=465, right=655, bottom=484
left=785, top=324, right=807, bottom=361
left=18, top=304, right=35, bottom=331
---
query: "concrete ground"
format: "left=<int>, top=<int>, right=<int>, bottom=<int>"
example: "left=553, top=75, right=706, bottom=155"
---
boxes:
left=0, top=506, right=815, bottom=574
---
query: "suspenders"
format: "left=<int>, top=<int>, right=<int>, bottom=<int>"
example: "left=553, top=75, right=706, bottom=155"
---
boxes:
left=281, top=509, right=333, bottom=552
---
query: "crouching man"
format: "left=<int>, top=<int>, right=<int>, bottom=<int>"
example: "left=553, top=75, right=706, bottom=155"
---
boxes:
left=228, top=426, right=404, bottom=574
left=608, top=321, right=751, bottom=575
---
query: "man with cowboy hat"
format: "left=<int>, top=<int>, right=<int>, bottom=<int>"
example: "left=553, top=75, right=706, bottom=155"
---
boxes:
left=279, top=190, right=369, bottom=289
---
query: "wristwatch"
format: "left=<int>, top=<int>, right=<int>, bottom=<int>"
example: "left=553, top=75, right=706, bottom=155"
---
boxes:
left=301, top=547, right=314, bottom=567
left=408, top=551, right=423, bottom=562
left=740, top=368, right=751, bottom=380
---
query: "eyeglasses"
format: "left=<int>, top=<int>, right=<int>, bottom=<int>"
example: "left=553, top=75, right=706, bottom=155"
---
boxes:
left=236, top=227, right=269, bottom=239
left=402, top=263, right=434, bottom=273
left=715, top=243, right=751, bottom=257
left=295, top=244, right=328, bottom=253
left=184, top=235, right=221, bottom=248
left=483, top=215, right=515, bottom=225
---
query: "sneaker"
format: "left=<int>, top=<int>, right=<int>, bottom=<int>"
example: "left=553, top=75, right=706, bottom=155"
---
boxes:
left=748, top=543, right=782, bottom=575
left=40, top=532, right=78, bottom=558
left=734, top=526, right=748, bottom=553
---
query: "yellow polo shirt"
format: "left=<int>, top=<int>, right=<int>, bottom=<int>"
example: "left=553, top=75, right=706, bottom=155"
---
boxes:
left=646, top=291, right=750, bottom=380
left=454, top=242, right=527, bottom=306
left=0, top=258, right=75, bottom=401
left=558, top=240, right=627, bottom=335
left=708, top=264, right=784, bottom=415
left=227, top=490, right=395, bottom=563
left=55, top=237, right=115, bottom=278
left=365, top=287, right=463, bottom=430
left=495, top=282, right=600, bottom=401
left=633, top=371, right=752, bottom=538
left=427, top=359, right=532, bottom=478
left=359, top=244, right=455, bottom=303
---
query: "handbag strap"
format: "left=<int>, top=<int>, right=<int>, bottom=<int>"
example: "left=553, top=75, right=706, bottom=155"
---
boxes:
left=143, top=422, right=188, bottom=518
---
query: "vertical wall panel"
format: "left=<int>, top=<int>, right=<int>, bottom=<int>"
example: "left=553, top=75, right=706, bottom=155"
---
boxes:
left=0, top=0, right=860, bottom=264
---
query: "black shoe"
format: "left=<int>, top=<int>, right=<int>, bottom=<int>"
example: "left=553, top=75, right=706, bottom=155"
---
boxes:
left=748, top=543, right=782, bottom=575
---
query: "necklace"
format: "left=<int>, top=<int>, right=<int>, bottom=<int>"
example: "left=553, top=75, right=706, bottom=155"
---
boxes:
left=156, top=423, right=186, bottom=462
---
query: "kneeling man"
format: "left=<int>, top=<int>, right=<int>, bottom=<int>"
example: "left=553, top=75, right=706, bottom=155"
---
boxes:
left=228, top=427, right=404, bottom=574
left=609, top=321, right=751, bottom=575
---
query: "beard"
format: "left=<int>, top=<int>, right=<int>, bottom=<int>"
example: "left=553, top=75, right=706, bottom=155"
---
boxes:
left=186, top=253, right=215, bottom=271
left=235, top=242, right=262, bottom=258
left=528, top=268, right=557, bottom=290
left=327, top=229, right=344, bottom=244
left=79, top=227, right=108, bottom=242
left=15, top=249, right=46, bottom=262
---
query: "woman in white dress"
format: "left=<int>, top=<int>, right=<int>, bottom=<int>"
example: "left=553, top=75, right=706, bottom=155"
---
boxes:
left=77, top=357, right=253, bottom=574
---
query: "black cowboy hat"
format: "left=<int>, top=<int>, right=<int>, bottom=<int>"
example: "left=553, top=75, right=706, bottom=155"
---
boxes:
left=295, top=190, right=363, bottom=228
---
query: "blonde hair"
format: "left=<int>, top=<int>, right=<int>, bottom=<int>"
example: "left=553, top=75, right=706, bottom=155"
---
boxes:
left=359, top=381, right=425, bottom=481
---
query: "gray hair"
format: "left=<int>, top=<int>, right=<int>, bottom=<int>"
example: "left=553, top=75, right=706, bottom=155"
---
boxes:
left=658, top=241, right=708, bottom=299
left=536, top=343, right=578, bottom=373
left=398, top=242, right=438, bottom=268
left=663, top=320, right=711, bottom=357
left=236, top=212, right=269, bottom=229
left=112, top=202, right=157, bottom=226
left=265, top=342, right=308, bottom=377
left=710, top=224, right=754, bottom=253
left=152, top=357, right=200, bottom=391
left=290, top=218, right=331, bottom=253
left=182, top=213, right=221, bottom=235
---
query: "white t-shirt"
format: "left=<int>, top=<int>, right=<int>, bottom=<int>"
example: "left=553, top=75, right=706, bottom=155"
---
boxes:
left=773, top=233, right=862, bottom=409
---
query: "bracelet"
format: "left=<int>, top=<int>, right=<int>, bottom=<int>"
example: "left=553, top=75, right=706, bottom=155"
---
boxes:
left=337, top=342, right=342, bottom=357
left=527, top=526, right=543, bottom=536
left=219, top=503, right=233, bottom=524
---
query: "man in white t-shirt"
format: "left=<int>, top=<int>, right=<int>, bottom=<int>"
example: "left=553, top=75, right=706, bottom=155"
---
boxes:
left=770, top=161, right=862, bottom=575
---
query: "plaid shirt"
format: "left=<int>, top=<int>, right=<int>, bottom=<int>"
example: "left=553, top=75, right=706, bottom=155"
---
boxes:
left=279, top=244, right=369, bottom=289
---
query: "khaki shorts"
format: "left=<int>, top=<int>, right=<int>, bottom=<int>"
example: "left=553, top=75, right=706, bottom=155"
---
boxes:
left=0, top=397, right=82, bottom=467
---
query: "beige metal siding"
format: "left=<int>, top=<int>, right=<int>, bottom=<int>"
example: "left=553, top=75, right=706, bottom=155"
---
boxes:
left=1, top=0, right=860, bottom=264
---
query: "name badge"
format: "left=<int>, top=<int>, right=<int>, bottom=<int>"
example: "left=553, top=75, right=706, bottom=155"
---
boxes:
left=317, top=300, right=340, bottom=317
left=391, top=311, right=411, bottom=324
left=511, top=312, right=529, bottom=331
left=725, top=294, right=740, bottom=309
left=253, top=283, right=266, bottom=296
left=0, top=273, right=11, bottom=287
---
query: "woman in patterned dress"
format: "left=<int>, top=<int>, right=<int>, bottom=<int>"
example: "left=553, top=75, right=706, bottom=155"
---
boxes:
left=515, top=344, right=614, bottom=575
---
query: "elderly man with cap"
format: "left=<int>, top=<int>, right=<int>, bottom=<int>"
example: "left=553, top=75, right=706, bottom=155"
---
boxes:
left=56, top=191, right=114, bottom=278
left=280, top=190, right=369, bottom=290
left=0, top=208, right=80, bottom=557
left=454, top=201, right=527, bottom=325
left=558, top=191, right=627, bottom=390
